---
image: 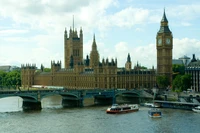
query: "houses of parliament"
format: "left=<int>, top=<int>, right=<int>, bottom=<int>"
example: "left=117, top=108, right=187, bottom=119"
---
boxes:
left=21, top=10, right=173, bottom=90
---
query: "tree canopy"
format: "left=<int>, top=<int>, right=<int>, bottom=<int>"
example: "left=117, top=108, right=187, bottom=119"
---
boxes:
left=172, top=74, right=191, bottom=92
left=0, top=70, right=21, bottom=89
left=172, top=64, right=185, bottom=79
left=156, top=75, right=170, bottom=89
left=43, top=68, right=51, bottom=72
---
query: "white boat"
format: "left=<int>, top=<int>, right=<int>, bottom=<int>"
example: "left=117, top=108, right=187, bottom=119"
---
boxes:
left=106, top=104, right=139, bottom=114
left=148, top=108, right=162, bottom=118
left=144, top=102, right=161, bottom=108
left=192, top=106, right=200, bottom=113
left=144, top=103, right=154, bottom=107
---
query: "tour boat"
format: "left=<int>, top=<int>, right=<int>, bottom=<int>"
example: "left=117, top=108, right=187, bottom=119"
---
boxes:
left=106, top=104, right=139, bottom=114
left=192, top=106, right=200, bottom=113
left=148, top=108, right=162, bottom=118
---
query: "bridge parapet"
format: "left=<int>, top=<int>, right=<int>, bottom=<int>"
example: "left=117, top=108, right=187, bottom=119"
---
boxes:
left=0, top=89, right=150, bottom=110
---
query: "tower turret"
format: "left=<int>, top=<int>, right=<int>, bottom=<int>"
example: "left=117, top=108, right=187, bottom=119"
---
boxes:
left=64, top=28, right=67, bottom=39
left=21, top=64, right=36, bottom=88
left=51, top=60, right=61, bottom=72
left=125, top=53, right=132, bottom=71
left=90, top=34, right=100, bottom=68
left=80, top=27, right=83, bottom=42
left=64, top=17, right=83, bottom=69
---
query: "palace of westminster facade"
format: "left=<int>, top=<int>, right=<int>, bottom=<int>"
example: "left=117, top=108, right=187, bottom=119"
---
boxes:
left=21, top=10, right=173, bottom=90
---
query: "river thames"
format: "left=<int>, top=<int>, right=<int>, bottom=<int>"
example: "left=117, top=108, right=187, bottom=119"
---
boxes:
left=0, top=96, right=200, bottom=133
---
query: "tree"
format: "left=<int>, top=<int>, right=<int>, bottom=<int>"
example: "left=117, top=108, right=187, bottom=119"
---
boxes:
left=172, top=75, right=182, bottom=92
left=0, top=71, right=7, bottom=88
left=0, top=70, right=21, bottom=90
left=44, top=68, right=51, bottom=72
left=172, top=64, right=185, bottom=79
left=156, top=75, right=170, bottom=89
left=172, top=74, right=191, bottom=92
left=140, top=66, right=147, bottom=69
left=181, top=74, right=191, bottom=91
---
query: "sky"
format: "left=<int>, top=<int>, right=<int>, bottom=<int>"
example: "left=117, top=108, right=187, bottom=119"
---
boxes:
left=0, top=0, right=200, bottom=69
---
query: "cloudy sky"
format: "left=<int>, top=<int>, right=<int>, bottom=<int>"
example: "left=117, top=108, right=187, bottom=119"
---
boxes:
left=0, top=0, right=200, bottom=69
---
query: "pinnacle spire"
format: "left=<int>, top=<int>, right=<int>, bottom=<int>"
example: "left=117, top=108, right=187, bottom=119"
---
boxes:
left=92, top=34, right=97, bottom=51
left=93, top=34, right=95, bottom=42
left=158, top=9, right=171, bottom=33
left=73, top=15, right=74, bottom=32
left=161, top=8, right=168, bottom=22
left=127, top=53, right=131, bottom=63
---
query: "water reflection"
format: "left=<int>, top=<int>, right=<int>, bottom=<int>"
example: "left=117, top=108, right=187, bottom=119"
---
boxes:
left=1, top=98, right=200, bottom=133
left=0, top=95, right=64, bottom=112
left=42, top=95, right=62, bottom=109
left=0, top=97, right=23, bottom=112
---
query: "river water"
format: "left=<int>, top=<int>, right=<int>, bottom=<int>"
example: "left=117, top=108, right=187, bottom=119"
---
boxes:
left=0, top=96, right=200, bottom=133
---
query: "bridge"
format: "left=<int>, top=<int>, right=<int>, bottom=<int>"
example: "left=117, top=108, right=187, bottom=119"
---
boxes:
left=0, top=89, right=153, bottom=110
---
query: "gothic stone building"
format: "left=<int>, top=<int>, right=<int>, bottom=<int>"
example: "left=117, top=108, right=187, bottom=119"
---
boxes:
left=21, top=11, right=172, bottom=90
left=185, top=54, right=200, bottom=92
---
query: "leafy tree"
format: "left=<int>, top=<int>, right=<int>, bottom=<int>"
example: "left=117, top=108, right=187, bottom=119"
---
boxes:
left=172, top=74, right=191, bottom=92
left=156, top=75, right=170, bottom=89
left=172, top=64, right=185, bottom=79
left=140, top=66, right=147, bottom=69
left=0, top=70, right=21, bottom=90
left=172, top=75, right=182, bottom=91
left=44, top=68, right=51, bottom=72
left=0, top=70, right=7, bottom=88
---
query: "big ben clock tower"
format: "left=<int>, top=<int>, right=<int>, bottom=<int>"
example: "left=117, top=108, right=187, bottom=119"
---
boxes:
left=156, top=9, right=173, bottom=84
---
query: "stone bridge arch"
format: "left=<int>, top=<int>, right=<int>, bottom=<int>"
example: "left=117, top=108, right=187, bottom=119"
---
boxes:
left=115, top=90, right=141, bottom=104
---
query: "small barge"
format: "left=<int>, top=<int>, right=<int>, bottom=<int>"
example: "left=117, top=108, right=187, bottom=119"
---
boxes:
left=148, top=108, right=162, bottom=118
left=106, top=104, right=139, bottom=114
left=154, top=100, right=200, bottom=110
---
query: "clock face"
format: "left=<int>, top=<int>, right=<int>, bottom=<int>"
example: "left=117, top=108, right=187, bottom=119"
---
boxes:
left=158, top=38, right=162, bottom=46
left=166, top=38, right=171, bottom=44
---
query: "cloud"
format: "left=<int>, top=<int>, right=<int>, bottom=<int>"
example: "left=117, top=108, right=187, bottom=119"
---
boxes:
left=0, top=0, right=200, bottom=70
left=0, top=29, right=28, bottom=36
left=97, top=38, right=200, bottom=69
left=173, top=38, right=200, bottom=59
left=101, top=41, right=156, bottom=69
left=97, top=7, right=150, bottom=31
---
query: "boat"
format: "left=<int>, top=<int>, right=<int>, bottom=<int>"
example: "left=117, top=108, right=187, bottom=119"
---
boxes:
left=144, top=102, right=161, bottom=108
left=106, top=104, right=139, bottom=114
left=144, top=103, right=154, bottom=107
left=192, top=106, right=200, bottom=113
left=148, top=108, right=162, bottom=118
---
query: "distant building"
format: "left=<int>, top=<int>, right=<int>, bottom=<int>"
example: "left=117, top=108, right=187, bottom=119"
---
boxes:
left=185, top=54, right=200, bottom=92
left=0, top=65, right=20, bottom=72
left=172, top=59, right=184, bottom=65
left=21, top=10, right=173, bottom=90
left=179, top=55, right=190, bottom=66
left=172, top=55, right=190, bottom=66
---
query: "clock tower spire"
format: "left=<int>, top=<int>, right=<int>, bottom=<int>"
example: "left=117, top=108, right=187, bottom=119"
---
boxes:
left=156, top=9, right=173, bottom=85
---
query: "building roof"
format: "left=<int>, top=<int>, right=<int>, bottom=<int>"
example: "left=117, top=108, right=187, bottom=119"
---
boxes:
left=161, top=9, right=168, bottom=22
left=187, top=60, right=200, bottom=67
left=179, top=55, right=190, bottom=59
left=158, top=10, right=171, bottom=33
left=158, top=26, right=171, bottom=33
left=172, top=59, right=184, bottom=65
